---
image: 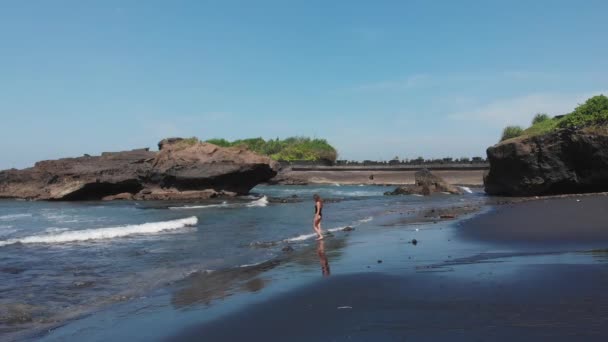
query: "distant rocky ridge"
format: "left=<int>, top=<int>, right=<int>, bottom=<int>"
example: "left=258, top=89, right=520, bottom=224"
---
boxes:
left=0, top=138, right=279, bottom=201
left=484, top=127, right=608, bottom=196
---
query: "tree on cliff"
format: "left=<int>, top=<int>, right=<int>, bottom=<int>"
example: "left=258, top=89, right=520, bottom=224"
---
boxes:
left=206, top=136, right=338, bottom=163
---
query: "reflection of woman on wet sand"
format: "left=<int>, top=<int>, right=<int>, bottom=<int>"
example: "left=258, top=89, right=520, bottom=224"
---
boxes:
left=313, top=194, right=324, bottom=240
left=317, top=240, right=330, bottom=276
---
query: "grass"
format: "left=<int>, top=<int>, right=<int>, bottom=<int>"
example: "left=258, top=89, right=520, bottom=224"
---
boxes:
left=522, top=116, right=566, bottom=137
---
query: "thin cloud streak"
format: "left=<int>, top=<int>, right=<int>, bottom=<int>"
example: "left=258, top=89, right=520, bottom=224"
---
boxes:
left=448, top=90, right=608, bottom=127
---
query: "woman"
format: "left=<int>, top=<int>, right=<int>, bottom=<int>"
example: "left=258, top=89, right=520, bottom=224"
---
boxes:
left=313, top=194, right=324, bottom=240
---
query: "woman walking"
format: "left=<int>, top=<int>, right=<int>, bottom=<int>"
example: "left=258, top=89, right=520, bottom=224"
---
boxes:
left=313, top=194, right=324, bottom=240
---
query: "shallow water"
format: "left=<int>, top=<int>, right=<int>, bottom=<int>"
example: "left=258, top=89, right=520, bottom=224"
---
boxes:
left=0, top=185, right=486, bottom=339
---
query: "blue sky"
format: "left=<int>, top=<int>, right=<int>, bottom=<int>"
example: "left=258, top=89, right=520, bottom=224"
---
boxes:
left=1, top=0, right=607, bottom=169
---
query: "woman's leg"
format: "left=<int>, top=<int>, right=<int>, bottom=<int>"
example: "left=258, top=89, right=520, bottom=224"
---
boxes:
left=315, top=217, right=323, bottom=240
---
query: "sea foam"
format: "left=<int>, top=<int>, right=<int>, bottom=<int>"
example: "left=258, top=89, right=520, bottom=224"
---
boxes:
left=459, top=186, right=474, bottom=194
left=169, top=196, right=269, bottom=210
left=0, top=216, right=198, bottom=247
left=0, top=213, right=32, bottom=221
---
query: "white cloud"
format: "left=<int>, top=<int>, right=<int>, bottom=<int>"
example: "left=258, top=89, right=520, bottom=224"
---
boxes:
left=350, top=74, right=432, bottom=92
left=349, top=70, right=563, bottom=94
left=448, top=91, right=608, bottom=127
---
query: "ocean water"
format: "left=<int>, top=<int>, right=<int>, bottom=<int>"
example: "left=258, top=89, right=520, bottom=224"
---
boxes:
left=0, top=184, right=485, bottom=340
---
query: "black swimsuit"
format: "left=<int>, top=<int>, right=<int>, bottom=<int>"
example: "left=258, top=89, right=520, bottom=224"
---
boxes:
left=315, top=204, right=323, bottom=217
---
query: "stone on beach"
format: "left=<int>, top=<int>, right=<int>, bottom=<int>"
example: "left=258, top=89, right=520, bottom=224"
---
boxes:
left=384, top=169, right=464, bottom=196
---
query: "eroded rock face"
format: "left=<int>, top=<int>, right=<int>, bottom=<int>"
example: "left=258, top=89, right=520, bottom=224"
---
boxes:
left=385, top=169, right=463, bottom=196
left=484, top=128, right=608, bottom=196
left=0, top=139, right=278, bottom=201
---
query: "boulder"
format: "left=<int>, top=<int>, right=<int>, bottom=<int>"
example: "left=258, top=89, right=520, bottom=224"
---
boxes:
left=385, top=169, right=463, bottom=196
left=0, top=139, right=279, bottom=201
left=484, top=128, right=608, bottom=196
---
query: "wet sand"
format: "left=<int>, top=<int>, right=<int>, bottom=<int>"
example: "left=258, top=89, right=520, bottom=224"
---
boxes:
left=166, top=195, right=608, bottom=341
left=168, top=266, right=608, bottom=341
left=459, top=194, right=608, bottom=246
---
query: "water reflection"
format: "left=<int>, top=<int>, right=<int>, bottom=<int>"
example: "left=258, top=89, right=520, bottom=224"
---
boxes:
left=317, top=240, right=331, bottom=277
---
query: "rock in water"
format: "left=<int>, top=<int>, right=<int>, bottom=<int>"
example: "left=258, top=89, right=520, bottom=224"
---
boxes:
left=484, top=128, right=608, bottom=196
left=0, top=138, right=278, bottom=201
left=384, top=169, right=463, bottom=196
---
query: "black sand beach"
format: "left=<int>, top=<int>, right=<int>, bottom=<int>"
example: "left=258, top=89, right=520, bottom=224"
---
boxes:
left=167, top=195, right=608, bottom=342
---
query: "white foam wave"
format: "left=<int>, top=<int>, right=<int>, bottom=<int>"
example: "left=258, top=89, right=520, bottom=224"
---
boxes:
left=169, top=202, right=229, bottom=210
left=169, top=196, right=268, bottom=210
left=459, top=186, right=473, bottom=194
left=239, top=261, right=265, bottom=268
left=246, top=196, right=268, bottom=207
left=0, top=213, right=32, bottom=221
left=286, top=233, right=318, bottom=242
left=284, top=215, right=372, bottom=243
left=285, top=226, right=348, bottom=242
left=45, top=227, right=70, bottom=233
left=0, top=217, right=198, bottom=247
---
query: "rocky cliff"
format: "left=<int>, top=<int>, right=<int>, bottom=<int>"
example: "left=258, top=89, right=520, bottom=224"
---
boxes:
left=484, top=128, right=608, bottom=196
left=0, top=138, right=279, bottom=201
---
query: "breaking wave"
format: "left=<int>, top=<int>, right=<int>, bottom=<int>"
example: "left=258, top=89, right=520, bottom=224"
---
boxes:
left=169, top=202, right=229, bottom=210
left=0, top=213, right=32, bottom=221
left=459, top=186, right=473, bottom=194
left=0, top=217, right=198, bottom=247
left=169, top=196, right=269, bottom=210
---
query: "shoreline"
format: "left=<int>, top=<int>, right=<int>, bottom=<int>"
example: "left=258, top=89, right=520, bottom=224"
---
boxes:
left=9, top=190, right=608, bottom=341
left=165, top=194, right=608, bottom=341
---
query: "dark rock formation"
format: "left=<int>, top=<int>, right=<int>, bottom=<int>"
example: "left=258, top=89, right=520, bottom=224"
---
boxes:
left=0, top=138, right=278, bottom=201
left=484, top=128, right=608, bottom=196
left=384, top=169, right=463, bottom=196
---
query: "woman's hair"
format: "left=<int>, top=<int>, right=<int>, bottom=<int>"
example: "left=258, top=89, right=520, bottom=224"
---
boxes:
left=313, top=194, right=321, bottom=202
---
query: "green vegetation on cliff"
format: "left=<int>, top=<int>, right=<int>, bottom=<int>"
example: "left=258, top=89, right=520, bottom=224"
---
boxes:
left=499, top=95, right=608, bottom=142
left=206, top=137, right=338, bottom=162
left=501, top=126, right=524, bottom=141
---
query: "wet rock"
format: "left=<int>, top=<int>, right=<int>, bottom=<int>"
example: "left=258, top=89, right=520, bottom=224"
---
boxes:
left=342, top=226, right=355, bottom=232
left=0, top=303, right=35, bottom=324
left=485, top=128, right=608, bottom=196
left=71, top=281, right=95, bottom=289
left=268, top=197, right=303, bottom=204
left=1, top=267, right=25, bottom=274
left=384, top=169, right=463, bottom=196
left=0, top=139, right=278, bottom=201
left=282, top=246, right=294, bottom=253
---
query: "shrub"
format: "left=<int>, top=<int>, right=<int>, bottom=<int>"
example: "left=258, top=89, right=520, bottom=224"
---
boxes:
left=500, top=126, right=524, bottom=141
left=559, top=95, right=608, bottom=129
left=532, top=113, right=550, bottom=125
left=204, top=136, right=338, bottom=162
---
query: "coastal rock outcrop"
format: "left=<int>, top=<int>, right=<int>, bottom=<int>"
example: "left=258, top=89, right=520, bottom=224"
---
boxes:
left=0, top=138, right=279, bottom=201
left=384, top=169, right=463, bottom=196
left=484, top=128, right=608, bottom=196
